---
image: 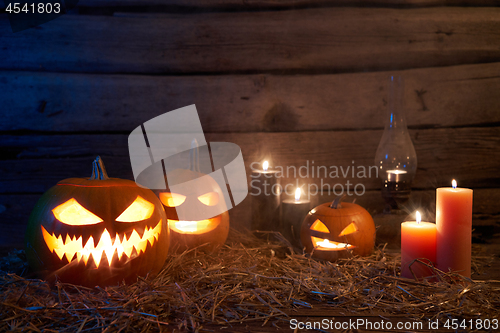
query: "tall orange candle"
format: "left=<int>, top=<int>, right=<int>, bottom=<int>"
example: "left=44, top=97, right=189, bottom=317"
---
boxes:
left=401, top=211, right=437, bottom=279
left=436, top=179, right=473, bottom=277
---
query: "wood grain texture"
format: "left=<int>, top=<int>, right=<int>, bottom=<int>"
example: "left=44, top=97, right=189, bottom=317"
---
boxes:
left=1, top=7, right=500, bottom=74
left=76, top=0, right=500, bottom=8
left=1, top=126, right=499, bottom=194
left=2, top=63, right=500, bottom=132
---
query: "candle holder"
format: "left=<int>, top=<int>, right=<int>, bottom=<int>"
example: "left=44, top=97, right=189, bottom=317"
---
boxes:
left=281, top=188, right=311, bottom=248
left=374, top=76, right=417, bottom=213
left=251, top=161, right=281, bottom=231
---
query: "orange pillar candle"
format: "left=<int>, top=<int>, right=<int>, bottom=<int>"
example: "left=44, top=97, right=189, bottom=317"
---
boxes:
left=436, top=179, right=473, bottom=278
left=401, top=211, right=437, bottom=279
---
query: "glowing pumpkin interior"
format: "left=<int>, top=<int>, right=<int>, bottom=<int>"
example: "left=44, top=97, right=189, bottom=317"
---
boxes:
left=43, top=196, right=162, bottom=268
left=310, top=219, right=359, bottom=251
left=160, top=192, right=221, bottom=234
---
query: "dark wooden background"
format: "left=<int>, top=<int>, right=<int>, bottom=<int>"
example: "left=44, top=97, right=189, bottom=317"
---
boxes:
left=1, top=0, right=499, bottom=255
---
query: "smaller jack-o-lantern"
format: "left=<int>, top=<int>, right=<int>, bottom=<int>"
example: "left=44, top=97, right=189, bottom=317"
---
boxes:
left=300, top=196, right=375, bottom=261
left=156, top=168, right=229, bottom=253
left=25, top=157, right=169, bottom=287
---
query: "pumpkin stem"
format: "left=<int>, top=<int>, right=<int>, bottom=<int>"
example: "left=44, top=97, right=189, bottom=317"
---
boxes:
left=189, top=138, right=201, bottom=172
left=90, top=156, right=110, bottom=180
left=330, top=194, right=346, bottom=209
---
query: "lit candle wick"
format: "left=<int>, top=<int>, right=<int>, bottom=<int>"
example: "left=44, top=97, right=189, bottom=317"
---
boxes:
left=416, top=211, right=421, bottom=224
left=452, top=179, right=457, bottom=189
left=295, top=188, right=301, bottom=201
left=262, top=161, right=269, bottom=171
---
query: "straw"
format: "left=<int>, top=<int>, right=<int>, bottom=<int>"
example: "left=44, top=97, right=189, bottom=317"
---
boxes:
left=1, top=229, right=499, bottom=331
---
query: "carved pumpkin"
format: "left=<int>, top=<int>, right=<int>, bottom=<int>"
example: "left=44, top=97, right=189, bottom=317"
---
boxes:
left=300, top=196, right=375, bottom=261
left=156, top=168, right=229, bottom=253
left=25, top=157, right=169, bottom=287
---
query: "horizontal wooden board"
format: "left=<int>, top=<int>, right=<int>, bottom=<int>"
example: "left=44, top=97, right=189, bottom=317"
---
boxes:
left=1, top=126, right=499, bottom=193
left=1, top=188, right=498, bottom=250
left=75, top=0, right=500, bottom=9
left=1, top=7, right=500, bottom=74
left=2, top=63, right=500, bottom=132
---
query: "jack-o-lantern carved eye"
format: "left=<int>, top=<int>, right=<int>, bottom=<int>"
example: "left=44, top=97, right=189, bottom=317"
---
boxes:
left=310, top=219, right=329, bottom=233
left=116, top=196, right=154, bottom=222
left=52, top=198, right=103, bottom=226
left=197, top=192, right=219, bottom=206
left=159, top=193, right=186, bottom=207
left=339, top=222, right=358, bottom=236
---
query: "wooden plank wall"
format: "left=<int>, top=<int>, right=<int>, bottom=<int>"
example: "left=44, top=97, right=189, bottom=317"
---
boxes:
left=1, top=0, right=499, bottom=253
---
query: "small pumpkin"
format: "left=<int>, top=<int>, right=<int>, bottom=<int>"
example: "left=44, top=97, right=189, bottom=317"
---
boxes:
left=25, top=157, right=169, bottom=287
left=156, top=168, right=229, bottom=253
left=300, top=196, right=375, bottom=261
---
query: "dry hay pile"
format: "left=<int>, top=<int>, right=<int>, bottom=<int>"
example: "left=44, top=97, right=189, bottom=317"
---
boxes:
left=1, top=229, right=499, bottom=332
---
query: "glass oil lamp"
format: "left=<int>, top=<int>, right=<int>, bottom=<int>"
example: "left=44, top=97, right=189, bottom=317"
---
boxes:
left=374, top=76, right=417, bottom=212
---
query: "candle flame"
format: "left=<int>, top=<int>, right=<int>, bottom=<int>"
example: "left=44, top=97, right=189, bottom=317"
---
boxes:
left=416, top=211, right=421, bottom=224
left=452, top=179, right=457, bottom=189
left=295, top=188, right=301, bottom=201
left=262, top=161, right=269, bottom=171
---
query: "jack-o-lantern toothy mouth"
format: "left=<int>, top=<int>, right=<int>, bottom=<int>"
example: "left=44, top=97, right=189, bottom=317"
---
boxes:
left=168, top=217, right=220, bottom=234
left=41, top=220, right=162, bottom=268
left=311, top=237, right=354, bottom=250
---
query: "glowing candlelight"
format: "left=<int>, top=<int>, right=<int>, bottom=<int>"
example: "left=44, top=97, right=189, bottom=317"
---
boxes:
left=282, top=186, right=310, bottom=246
left=171, top=220, right=212, bottom=233
left=401, top=211, right=436, bottom=279
left=436, top=178, right=473, bottom=277
left=294, top=188, right=301, bottom=201
left=315, top=239, right=351, bottom=249
left=251, top=159, right=280, bottom=231
left=386, top=169, right=407, bottom=182
left=388, top=170, right=407, bottom=174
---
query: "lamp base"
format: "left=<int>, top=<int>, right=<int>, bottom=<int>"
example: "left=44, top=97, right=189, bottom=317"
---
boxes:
left=381, top=181, right=411, bottom=213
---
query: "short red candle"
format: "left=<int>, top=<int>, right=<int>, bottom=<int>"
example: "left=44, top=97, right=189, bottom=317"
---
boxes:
left=401, top=212, right=437, bottom=279
left=436, top=180, right=473, bottom=278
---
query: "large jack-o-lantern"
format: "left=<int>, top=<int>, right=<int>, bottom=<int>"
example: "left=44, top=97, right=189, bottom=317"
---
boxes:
left=156, top=168, right=229, bottom=253
left=301, top=196, right=375, bottom=261
left=25, top=157, right=169, bottom=287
